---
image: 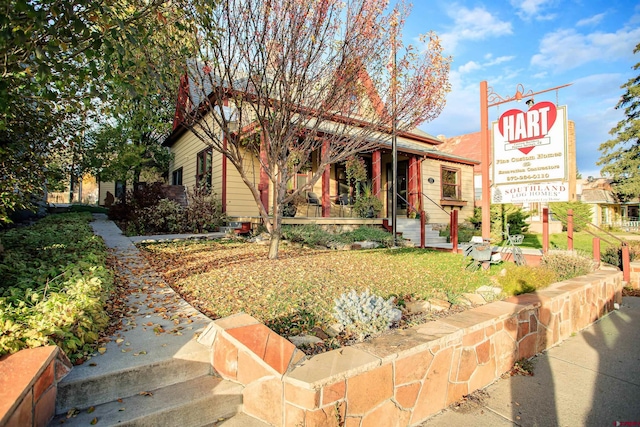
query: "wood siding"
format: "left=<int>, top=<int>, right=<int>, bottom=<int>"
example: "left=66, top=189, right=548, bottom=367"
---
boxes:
left=421, top=158, right=474, bottom=225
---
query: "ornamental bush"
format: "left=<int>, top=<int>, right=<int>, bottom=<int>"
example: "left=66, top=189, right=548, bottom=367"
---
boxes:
left=601, top=241, right=640, bottom=269
left=333, top=289, right=402, bottom=341
left=0, top=213, right=113, bottom=361
left=497, top=265, right=557, bottom=296
left=541, top=251, right=596, bottom=281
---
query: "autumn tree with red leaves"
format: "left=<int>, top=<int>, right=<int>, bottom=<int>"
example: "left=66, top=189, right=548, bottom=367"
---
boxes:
left=178, top=0, right=451, bottom=259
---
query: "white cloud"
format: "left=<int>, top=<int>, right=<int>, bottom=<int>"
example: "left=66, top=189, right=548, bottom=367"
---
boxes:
left=510, top=0, right=555, bottom=20
left=457, top=55, right=515, bottom=74
left=440, top=5, right=512, bottom=53
left=486, top=55, right=515, bottom=66
left=458, top=61, right=482, bottom=74
left=530, top=26, right=640, bottom=71
left=576, top=13, right=606, bottom=27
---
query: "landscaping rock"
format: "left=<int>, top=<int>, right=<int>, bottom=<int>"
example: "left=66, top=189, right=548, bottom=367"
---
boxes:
left=428, top=298, right=451, bottom=312
left=461, top=292, right=487, bottom=306
left=288, top=335, right=324, bottom=347
left=311, top=327, right=329, bottom=340
left=476, top=285, right=502, bottom=302
left=476, top=285, right=502, bottom=295
left=326, top=323, right=344, bottom=337
left=352, top=241, right=380, bottom=250
left=405, top=300, right=432, bottom=314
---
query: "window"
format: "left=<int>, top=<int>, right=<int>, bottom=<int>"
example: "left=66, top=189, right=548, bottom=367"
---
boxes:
left=196, top=149, right=212, bottom=188
left=115, top=181, right=126, bottom=200
left=441, top=167, right=461, bottom=200
left=172, top=167, right=183, bottom=186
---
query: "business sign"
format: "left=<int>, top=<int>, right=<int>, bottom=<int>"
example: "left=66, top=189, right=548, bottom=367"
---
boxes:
left=492, top=101, right=568, bottom=203
left=492, top=182, right=569, bottom=204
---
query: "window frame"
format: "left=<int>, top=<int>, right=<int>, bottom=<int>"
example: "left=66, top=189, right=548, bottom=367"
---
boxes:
left=441, top=166, right=461, bottom=201
left=172, top=167, right=183, bottom=186
left=196, top=148, right=212, bottom=188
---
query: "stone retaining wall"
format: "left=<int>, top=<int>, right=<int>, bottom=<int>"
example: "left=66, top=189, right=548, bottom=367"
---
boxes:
left=199, top=269, right=623, bottom=426
left=0, top=346, right=72, bottom=427
left=630, top=261, right=640, bottom=289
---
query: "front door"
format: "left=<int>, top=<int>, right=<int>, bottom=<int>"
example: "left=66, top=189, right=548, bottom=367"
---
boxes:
left=387, top=160, right=408, bottom=217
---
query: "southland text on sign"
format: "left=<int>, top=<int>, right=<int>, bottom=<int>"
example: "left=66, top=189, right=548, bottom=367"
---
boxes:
left=492, top=182, right=569, bottom=204
left=491, top=101, right=569, bottom=203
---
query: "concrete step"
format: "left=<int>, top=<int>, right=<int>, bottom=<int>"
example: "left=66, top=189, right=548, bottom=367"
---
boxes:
left=56, top=340, right=211, bottom=414
left=427, top=236, right=448, bottom=244
left=214, top=412, right=272, bottom=426
left=50, top=375, right=243, bottom=427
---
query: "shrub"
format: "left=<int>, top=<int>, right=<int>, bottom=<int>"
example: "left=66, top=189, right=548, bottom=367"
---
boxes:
left=333, top=289, right=401, bottom=341
left=0, top=213, right=113, bottom=361
left=601, top=241, right=640, bottom=269
left=144, top=199, right=185, bottom=234
left=183, top=185, right=226, bottom=233
left=337, top=226, right=394, bottom=247
left=541, top=251, right=596, bottom=281
left=469, top=205, right=529, bottom=239
left=109, top=184, right=225, bottom=235
left=281, top=224, right=334, bottom=247
left=497, top=265, right=558, bottom=296
left=440, top=223, right=478, bottom=244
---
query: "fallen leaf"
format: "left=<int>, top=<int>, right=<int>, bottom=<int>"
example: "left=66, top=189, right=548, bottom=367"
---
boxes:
left=87, top=407, right=95, bottom=414
left=90, top=417, right=98, bottom=425
left=119, top=408, right=126, bottom=412
left=139, top=391, right=153, bottom=396
left=97, top=347, right=107, bottom=355
left=116, top=338, right=124, bottom=344
left=117, top=399, right=123, bottom=403
left=66, top=408, right=79, bottom=418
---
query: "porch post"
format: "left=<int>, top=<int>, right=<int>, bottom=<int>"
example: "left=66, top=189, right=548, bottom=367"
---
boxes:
left=321, top=140, right=330, bottom=217
left=408, top=156, right=418, bottom=211
left=372, top=150, right=382, bottom=197
left=259, top=132, right=269, bottom=211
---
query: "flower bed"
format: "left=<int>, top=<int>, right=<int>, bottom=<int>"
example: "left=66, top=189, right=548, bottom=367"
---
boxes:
left=198, top=269, right=622, bottom=426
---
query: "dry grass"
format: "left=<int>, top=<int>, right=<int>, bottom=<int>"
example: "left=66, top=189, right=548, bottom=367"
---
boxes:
left=139, top=240, right=496, bottom=339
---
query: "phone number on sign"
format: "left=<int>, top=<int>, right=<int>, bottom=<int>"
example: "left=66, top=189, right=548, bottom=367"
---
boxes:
left=506, top=173, right=551, bottom=182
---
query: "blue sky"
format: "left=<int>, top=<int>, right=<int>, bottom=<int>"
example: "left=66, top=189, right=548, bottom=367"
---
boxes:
left=399, top=0, right=640, bottom=178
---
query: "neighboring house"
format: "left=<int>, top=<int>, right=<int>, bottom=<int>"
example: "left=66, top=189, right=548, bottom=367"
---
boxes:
left=98, top=180, right=126, bottom=206
left=163, top=66, right=479, bottom=232
left=578, top=178, right=640, bottom=230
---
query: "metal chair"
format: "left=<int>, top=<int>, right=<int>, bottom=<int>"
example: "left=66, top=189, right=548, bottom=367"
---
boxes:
left=338, top=194, right=352, bottom=217
left=306, top=192, right=321, bottom=216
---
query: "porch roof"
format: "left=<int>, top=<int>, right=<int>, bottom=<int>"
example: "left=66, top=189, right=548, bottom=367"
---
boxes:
left=374, top=135, right=480, bottom=166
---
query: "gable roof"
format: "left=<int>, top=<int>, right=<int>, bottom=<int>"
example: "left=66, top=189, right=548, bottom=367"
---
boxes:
left=167, top=60, right=450, bottom=152
left=436, top=131, right=482, bottom=172
left=580, top=188, right=618, bottom=204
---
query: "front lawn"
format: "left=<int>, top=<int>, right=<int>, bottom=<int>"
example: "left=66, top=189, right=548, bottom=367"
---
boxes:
left=518, top=231, right=630, bottom=253
left=139, top=241, right=496, bottom=339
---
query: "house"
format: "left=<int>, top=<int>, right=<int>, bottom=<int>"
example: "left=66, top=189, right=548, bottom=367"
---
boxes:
left=162, top=65, right=479, bottom=237
left=578, top=177, right=640, bottom=230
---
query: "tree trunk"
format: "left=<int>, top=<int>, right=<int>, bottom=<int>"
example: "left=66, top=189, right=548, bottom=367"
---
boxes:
left=268, top=228, right=281, bottom=259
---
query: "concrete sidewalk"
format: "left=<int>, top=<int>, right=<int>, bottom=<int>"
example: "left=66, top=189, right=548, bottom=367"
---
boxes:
left=423, top=297, right=640, bottom=426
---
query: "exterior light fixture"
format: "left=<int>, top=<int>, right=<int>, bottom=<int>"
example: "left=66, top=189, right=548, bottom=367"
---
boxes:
left=526, top=98, right=534, bottom=107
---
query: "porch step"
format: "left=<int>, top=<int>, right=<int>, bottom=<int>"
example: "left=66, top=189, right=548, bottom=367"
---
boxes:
left=396, top=218, right=422, bottom=246
left=50, top=375, right=243, bottom=427
left=55, top=339, right=212, bottom=414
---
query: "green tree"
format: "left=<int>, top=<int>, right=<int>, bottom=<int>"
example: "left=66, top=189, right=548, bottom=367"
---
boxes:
left=598, top=42, right=640, bottom=202
left=178, top=0, right=451, bottom=259
left=549, top=202, right=593, bottom=232
left=0, top=0, right=198, bottom=221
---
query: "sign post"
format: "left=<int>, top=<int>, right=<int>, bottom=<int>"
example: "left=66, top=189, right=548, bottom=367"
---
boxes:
left=479, top=82, right=572, bottom=241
